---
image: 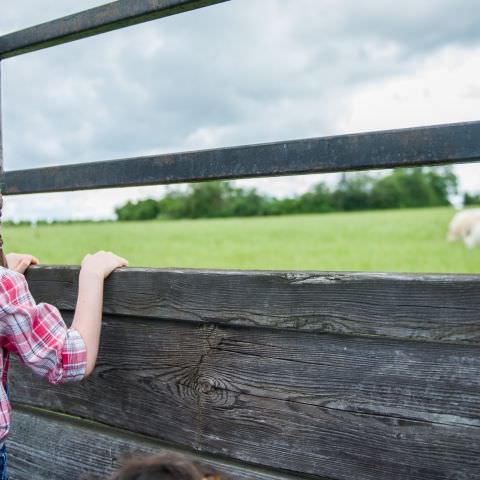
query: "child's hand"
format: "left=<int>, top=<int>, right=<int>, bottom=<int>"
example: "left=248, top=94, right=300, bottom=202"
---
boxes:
left=6, top=253, right=40, bottom=273
left=80, top=251, right=128, bottom=279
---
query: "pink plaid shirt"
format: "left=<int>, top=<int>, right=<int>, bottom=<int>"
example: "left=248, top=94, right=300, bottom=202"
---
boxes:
left=0, top=267, right=87, bottom=441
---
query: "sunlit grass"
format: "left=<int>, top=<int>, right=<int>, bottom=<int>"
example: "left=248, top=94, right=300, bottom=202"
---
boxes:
left=4, top=207, right=480, bottom=273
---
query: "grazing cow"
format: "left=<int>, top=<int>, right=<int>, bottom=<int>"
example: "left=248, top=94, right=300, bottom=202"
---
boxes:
left=447, top=209, right=480, bottom=242
left=464, top=220, right=480, bottom=249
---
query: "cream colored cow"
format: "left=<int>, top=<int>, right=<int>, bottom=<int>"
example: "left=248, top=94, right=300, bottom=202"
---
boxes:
left=464, top=220, right=480, bottom=249
left=447, top=209, right=480, bottom=245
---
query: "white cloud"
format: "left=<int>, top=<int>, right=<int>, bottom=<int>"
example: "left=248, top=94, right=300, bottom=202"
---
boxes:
left=338, top=45, right=480, bottom=193
left=1, top=0, right=479, bottom=221
left=341, top=46, right=480, bottom=131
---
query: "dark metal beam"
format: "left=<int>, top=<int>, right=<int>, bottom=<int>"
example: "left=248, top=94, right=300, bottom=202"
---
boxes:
left=2, top=120, right=480, bottom=195
left=0, top=0, right=229, bottom=59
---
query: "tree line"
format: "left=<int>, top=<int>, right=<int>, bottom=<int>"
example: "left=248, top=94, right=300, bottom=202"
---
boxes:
left=115, top=167, right=464, bottom=221
left=464, top=192, right=480, bottom=206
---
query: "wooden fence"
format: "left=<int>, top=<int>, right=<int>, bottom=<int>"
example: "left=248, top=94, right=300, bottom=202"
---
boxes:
left=1, top=1, right=479, bottom=479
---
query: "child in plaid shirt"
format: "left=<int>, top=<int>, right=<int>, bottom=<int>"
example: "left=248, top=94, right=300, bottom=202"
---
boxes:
left=0, top=250, right=128, bottom=479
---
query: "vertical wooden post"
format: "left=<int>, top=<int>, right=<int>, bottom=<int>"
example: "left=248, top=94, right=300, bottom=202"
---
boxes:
left=0, top=61, right=8, bottom=267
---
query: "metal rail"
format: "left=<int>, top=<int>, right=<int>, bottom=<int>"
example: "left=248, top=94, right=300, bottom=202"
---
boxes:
left=2, top=121, right=479, bottom=195
left=0, top=0, right=229, bottom=59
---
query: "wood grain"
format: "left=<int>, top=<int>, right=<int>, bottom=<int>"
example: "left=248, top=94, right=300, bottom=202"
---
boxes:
left=25, top=266, right=480, bottom=344
left=10, top=314, right=480, bottom=479
left=9, top=406, right=305, bottom=480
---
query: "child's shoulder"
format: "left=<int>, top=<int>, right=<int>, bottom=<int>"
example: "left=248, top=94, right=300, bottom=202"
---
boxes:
left=0, top=267, right=27, bottom=290
left=0, top=268, right=30, bottom=307
left=0, top=266, right=22, bottom=278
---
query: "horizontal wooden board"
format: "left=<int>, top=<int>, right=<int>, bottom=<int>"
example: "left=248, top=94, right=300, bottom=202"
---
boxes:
left=3, top=121, right=480, bottom=194
left=10, top=314, right=480, bottom=479
left=25, top=266, right=480, bottom=344
left=9, top=406, right=303, bottom=480
left=0, top=0, right=229, bottom=59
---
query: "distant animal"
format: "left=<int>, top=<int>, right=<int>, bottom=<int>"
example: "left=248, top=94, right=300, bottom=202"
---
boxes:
left=464, top=220, right=480, bottom=249
left=447, top=209, right=480, bottom=242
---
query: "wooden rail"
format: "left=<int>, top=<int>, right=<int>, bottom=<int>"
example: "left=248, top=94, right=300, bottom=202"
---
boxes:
left=24, top=266, right=480, bottom=344
left=8, top=267, right=480, bottom=480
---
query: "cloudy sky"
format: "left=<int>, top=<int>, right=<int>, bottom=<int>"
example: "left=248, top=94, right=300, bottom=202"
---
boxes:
left=1, top=0, right=480, bottom=221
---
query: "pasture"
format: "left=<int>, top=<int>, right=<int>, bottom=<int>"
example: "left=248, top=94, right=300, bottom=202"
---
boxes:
left=4, top=206, right=480, bottom=273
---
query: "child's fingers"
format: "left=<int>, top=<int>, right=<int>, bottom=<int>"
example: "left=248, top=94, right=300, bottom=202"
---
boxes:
left=30, top=255, right=40, bottom=264
left=14, top=258, right=31, bottom=273
left=20, top=255, right=39, bottom=270
left=14, top=254, right=39, bottom=265
left=22, top=256, right=35, bottom=266
left=116, top=257, right=128, bottom=267
left=111, top=253, right=128, bottom=267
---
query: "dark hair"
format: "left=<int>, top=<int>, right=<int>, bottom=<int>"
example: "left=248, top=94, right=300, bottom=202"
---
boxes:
left=0, top=194, right=7, bottom=268
left=106, top=452, right=221, bottom=480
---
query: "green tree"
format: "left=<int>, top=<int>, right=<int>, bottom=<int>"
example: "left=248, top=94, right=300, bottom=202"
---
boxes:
left=228, top=188, right=269, bottom=217
left=182, top=181, right=233, bottom=218
left=115, top=199, right=158, bottom=221
left=331, top=173, right=373, bottom=211
left=295, top=183, right=333, bottom=213
left=424, top=166, right=457, bottom=204
left=370, top=173, right=405, bottom=209
left=114, top=167, right=459, bottom=220
left=157, top=190, right=189, bottom=218
left=464, top=192, right=480, bottom=205
left=371, top=167, right=456, bottom=209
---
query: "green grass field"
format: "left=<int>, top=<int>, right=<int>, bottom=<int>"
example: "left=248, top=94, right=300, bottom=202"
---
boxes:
left=3, top=207, right=480, bottom=273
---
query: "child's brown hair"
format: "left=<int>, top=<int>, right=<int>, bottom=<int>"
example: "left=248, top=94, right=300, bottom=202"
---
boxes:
left=107, top=452, right=221, bottom=480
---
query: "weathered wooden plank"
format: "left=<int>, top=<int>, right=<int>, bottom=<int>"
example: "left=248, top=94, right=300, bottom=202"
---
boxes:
left=0, top=0, right=229, bottom=59
left=3, top=121, right=480, bottom=194
left=25, top=266, right=480, bottom=344
left=9, top=406, right=303, bottom=480
left=13, top=313, right=480, bottom=426
left=10, top=314, right=480, bottom=479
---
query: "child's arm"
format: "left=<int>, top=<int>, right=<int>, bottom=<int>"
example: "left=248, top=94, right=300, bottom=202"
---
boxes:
left=72, top=251, right=128, bottom=376
left=1, top=251, right=128, bottom=383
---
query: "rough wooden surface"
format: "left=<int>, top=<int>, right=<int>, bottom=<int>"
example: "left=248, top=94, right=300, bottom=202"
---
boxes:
left=25, top=266, right=480, bottom=344
left=9, top=406, right=304, bottom=480
left=10, top=314, right=480, bottom=480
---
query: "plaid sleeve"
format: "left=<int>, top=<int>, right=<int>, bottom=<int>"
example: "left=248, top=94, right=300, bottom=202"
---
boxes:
left=0, top=269, right=87, bottom=384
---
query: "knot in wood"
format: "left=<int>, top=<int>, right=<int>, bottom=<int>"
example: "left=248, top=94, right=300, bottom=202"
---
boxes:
left=194, top=376, right=235, bottom=407
left=198, top=379, right=213, bottom=394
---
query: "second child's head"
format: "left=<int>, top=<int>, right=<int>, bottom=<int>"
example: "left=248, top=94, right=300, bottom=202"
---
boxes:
left=107, top=453, right=220, bottom=480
